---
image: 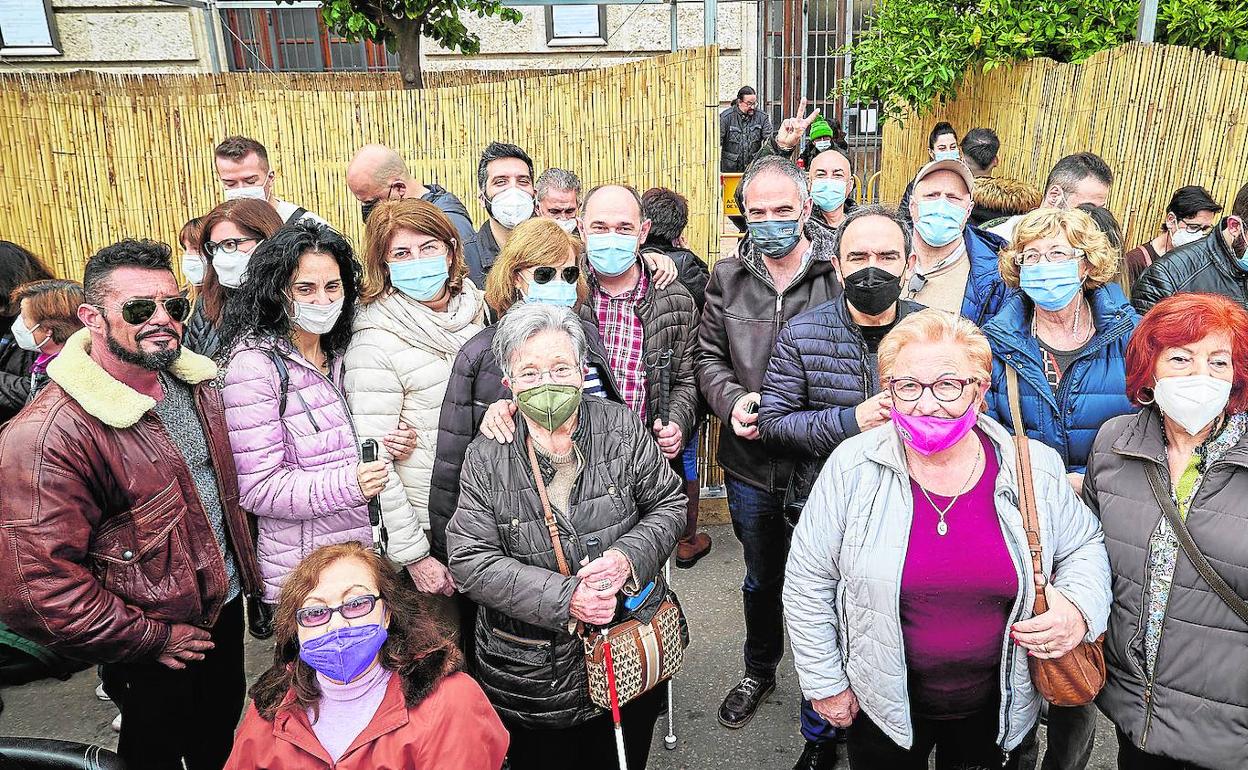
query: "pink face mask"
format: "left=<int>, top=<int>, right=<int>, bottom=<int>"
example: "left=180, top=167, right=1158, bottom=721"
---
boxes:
left=891, top=405, right=978, bottom=456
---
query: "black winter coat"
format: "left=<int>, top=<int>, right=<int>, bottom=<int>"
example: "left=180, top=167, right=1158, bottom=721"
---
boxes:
left=578, top=266, right=701, bottom=444
left=422, top=184, right=476, bottom=244
left=0, top=319, right=35, bottom=425
left=720, top=106, right=773, bottom=173
left=446, top=397, right=685, bottom=729
left=695, top=224, right=842, bottom=492
left=427, top=317, right=622, bottom=562
left=1131, top=221, right=1248, bottom=312
left=758, top=296, right=924, bottom=509
left=464, top=221, right=501, bottom=289
left=182, top=297, right=224, bottom=361
left=641, top=244, right=710, bottom=310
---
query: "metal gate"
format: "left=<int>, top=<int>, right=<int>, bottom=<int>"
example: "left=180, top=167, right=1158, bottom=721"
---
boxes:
left=758, top=0, right=883, bottom=201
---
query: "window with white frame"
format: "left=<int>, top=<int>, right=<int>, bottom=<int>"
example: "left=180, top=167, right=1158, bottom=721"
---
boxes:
left=545, top=5, right=606, bottom=46
left=0, top=0, right=60, bottom=56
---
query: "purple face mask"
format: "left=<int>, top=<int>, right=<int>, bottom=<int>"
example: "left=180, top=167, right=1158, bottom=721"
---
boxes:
left=891, top=404, right=978, bottom=456
left=298, top=624, right=388, bottom=684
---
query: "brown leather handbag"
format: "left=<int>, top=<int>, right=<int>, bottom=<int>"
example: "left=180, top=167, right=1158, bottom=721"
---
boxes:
left=1006, top=367, right=1106, bottom=707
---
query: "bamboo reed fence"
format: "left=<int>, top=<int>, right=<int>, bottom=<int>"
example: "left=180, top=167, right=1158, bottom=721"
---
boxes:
left=880, top=43, right=1248, bottom=253
left=0, top=48, right=720, bottom=280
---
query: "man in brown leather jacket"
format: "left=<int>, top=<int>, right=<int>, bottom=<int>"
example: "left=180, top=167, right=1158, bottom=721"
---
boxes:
left=0, top=239, right=261, bottom=770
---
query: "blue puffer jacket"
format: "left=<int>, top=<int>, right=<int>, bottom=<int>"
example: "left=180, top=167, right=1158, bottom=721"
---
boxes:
left=983, top=283, right=1139, bottom=474
left=759, top=296, right=924, bottom=509
left=960, top=224, right=1014, bottom=326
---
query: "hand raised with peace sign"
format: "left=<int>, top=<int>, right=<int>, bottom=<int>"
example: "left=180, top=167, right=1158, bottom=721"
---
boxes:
left=774, top=98, right=822, bottom=152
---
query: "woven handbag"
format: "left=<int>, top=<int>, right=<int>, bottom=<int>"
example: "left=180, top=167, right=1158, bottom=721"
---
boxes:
left=526, top=439, right=688, bottom=709
left=1006, top=367, right=1106, bottom=707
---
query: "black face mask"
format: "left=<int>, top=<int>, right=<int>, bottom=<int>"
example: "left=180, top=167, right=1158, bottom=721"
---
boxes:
left=843, top=266, right=903, bottom=316
left=360, top=200, right=378, bottom=225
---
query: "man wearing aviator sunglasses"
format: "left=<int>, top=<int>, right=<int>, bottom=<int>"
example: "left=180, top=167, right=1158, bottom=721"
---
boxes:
left=0, top=239, right=264, bottom=770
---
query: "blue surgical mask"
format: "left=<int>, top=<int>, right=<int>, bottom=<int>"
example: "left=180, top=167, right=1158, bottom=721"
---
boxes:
left=1020, top=259, right=1084, bottom=311
left=915, top=199, right=967, bottom=247
left=585, top=233, right=639, bottom=277
left=810, top=179, right=848, bottom=213
left=526, top=277, right=578, bottom=307
left=747, top=219, right=803, bottom=259
left=390, top=256, right=449, bottom=302
left=933, top=149, right=960, bottom=162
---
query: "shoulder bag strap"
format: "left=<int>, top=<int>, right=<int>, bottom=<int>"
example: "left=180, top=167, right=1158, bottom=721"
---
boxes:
left=526, top=438, right=573, bottom=577
left=1006, top=366, right=1048, bottom=614
left=1142, top=463, right=1248, bottom=625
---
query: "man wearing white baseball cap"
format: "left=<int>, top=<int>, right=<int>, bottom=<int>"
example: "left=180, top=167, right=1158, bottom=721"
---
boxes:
left=902, top=158, right=1012, bottom=326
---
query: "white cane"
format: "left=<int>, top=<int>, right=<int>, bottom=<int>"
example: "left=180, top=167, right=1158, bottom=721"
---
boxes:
left=663, top=558, right=678, bottom=750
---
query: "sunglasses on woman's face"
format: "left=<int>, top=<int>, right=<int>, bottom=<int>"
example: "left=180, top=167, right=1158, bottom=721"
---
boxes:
left=295, top=594, right=381, bottom=628
left=532, top=266, right=580, bottom=285
left=95, top=296, right=193, bottom=326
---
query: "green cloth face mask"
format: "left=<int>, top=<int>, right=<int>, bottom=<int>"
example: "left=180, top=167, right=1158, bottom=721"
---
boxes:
left=515, top=384, right=582, bottom=431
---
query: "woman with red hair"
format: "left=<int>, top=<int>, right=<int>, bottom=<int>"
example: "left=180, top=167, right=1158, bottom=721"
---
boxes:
left=1083, top=292, right=1248, bottom=770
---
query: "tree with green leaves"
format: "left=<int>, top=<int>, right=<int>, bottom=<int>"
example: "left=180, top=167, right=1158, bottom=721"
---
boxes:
left=306, top=0, right=523, bottom=89
left=843, top=0, right=1248, bottom=122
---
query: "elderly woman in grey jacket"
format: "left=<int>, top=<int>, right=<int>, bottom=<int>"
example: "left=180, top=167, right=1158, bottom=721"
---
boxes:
left=447, top=303, right=685, bottom=770
left=784, top=309, right=1111, bottom=770
left=1083, top=292, right=1248, bottom=770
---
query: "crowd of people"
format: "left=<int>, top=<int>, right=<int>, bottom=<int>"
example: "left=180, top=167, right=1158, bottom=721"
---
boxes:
left=0, top=90, right=1243, bottom=770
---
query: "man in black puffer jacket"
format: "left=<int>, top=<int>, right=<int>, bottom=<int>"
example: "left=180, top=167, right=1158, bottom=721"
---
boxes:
left=1132, top=184, right=1248, bottom=312
left=760, top=204, right=923, bottom=520
left=641, top=187, right=711, bottom=310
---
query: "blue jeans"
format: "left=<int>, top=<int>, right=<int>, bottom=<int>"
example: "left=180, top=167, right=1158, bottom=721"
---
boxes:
left=726, top=477, right=839, bottom=744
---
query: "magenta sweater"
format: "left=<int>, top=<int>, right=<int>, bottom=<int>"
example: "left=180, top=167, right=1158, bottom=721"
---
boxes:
left=900, top=429, right=1018, bottom=719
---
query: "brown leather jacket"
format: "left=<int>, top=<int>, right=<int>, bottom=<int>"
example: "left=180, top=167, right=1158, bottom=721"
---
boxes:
left=695, top=223, right=842, bottom=492
left=0, top=330, right=261, bottom=663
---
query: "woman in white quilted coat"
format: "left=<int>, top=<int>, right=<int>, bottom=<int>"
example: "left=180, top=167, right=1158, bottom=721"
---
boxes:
left=344, top=199, right=486, bottom=598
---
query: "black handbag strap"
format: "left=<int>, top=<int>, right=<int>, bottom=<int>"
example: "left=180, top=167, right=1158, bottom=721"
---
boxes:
left=1143, top=463, right=1248, bottom=625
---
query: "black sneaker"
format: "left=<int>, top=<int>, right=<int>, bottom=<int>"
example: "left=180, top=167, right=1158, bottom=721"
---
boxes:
left=793, top=739, right=839, bottom=770
left=717, top=674, right=775, bottom=729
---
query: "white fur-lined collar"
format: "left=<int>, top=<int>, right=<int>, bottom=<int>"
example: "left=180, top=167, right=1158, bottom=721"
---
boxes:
left=46, top=329, right=218, bottom=429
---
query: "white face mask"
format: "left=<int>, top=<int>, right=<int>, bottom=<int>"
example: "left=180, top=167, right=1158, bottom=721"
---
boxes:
left=182, top=252, right=205, bottom=286
left=1169, top=224, right=1204, bottom=248
left=489, top=187, right=535, bottom=230
left=554, top=217, right=578, bottom=234
left=223, top=185, right=267, bottom=202
left=291, top=296, right=345, bottom=335
left=1153, top=374, right=1231, bottom=435
left=10, top=315, right=46, bottom=352
left=212, top=242, right=261, bottom=289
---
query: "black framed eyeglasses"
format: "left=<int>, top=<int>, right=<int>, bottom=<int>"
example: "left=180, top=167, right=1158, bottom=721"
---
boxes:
left=96, top=297, right=193, bottom=326
left=203, top=237, right=259, bottom=257
left=886, top=376, right=979, bottom=403
left=295, top=594, right=382, bottom=628
left=533, top=266, right=580, bottom=285
left=1176, top=219, right=1215, bottom=235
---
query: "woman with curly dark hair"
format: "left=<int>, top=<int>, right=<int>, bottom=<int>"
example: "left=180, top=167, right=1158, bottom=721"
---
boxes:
left=218, top=221, right=386, bottom=607
left=0, top=241, right=54, bottom=423
left=225, top=541, right=508, bottom=769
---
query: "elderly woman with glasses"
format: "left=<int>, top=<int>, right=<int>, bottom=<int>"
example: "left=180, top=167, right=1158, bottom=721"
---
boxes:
left=784, top=309, right=1111, bottom=770
left=981, top=206, right=1139, bottom=769
left=1084, top=293, right=1248, bottom=770
left=983, top=207, right=1139, bottom=494
left=447, top=303, right=684, bottom=770
left=225, top=542, right=508, bottom=769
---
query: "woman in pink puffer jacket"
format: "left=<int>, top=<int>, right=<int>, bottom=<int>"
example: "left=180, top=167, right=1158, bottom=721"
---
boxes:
left=218, top=222, right=390, bottom=603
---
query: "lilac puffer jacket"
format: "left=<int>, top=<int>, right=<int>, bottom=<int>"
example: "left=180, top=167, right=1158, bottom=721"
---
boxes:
left=222, top=339, right=372, bottom=602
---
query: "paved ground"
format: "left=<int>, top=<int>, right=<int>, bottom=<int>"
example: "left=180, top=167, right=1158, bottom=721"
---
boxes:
left=0, top=523, right=1118, bottom=768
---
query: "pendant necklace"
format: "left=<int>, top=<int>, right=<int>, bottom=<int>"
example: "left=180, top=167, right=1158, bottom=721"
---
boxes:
left=917, top=443, right=982, bottom=536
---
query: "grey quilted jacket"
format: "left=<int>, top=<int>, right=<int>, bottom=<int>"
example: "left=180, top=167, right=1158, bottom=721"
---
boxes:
left=784, top=414, right=1111, bottom=752
left=1084, top=408, right=1248, bottom=770
left=446, top=396, right=685, bottom=728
